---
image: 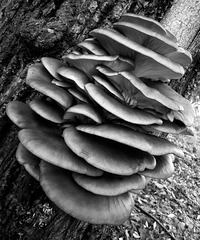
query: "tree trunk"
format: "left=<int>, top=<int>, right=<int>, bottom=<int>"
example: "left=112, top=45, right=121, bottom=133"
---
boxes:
left=0, top=1, right=199, bottom=239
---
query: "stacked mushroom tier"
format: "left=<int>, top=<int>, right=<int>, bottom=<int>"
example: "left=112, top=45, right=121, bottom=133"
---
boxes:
left=6, top=14, right=194, bottom=225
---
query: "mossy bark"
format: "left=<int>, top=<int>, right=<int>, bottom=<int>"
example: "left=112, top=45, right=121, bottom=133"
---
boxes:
left=0, top=1, right=199, bottom=239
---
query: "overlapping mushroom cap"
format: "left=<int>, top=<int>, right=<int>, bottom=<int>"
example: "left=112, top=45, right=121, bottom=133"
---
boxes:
left=6, top=14, right=194, bottom=225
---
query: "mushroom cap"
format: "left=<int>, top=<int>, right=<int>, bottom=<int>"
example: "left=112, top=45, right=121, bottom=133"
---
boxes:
left=139, top=154, right=175, bottom=179
left=147, top=81, right=195, bottom=126
left=72, top=172, right=146, bottom=196
left=85, top=83, right=163, bottom=125
left=18, top=129, right=103, bottom=177
left=67, top=103, right=103, bottom=124
left=16, top=143, right=40, bottom=181
left=76, top=124, right=184, bottom=158
left=165, top=48, right=192, bottom=67
left=6, top=101, right=57, bottom=132
left=29, top=99, right=65, bottom=123
left=57, top=66, right=90, bottom=91
left=41, top=57, right=66, bottom=81
left=40, top=160, right=134, bottom=224
left=26, top=79, right=74, bottom=109
left=119, top=13, right=177, bottom=42
left=63, top=127, right=156, bottom=176
left=113, top=21, right=177, bottom=56
left=26, top=63, right=53, bottom=83
left=78, top=39, right=108, bottom=55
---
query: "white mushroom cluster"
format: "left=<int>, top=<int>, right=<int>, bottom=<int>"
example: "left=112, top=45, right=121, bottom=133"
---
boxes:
left=6, top=14, right=195, bottom=225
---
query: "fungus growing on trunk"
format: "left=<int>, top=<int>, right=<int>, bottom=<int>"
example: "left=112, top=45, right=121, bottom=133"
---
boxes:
left=6, top=13, right=194, bottom=225
left=40, top=161, right=134, bottom=225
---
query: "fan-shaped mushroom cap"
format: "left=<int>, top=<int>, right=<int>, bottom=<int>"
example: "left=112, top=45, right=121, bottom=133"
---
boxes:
left=6, top=101, right=57, bottom=132
left=85, top=83, right=163, bottom=125
left=139, top=154, right=175, bottom=179
left=18, top=129, right=103, bottom=177
left=16, top=143, right=40, bottom=181
left=119, top=13, right=176, bottom=42
left=26, top=63, right=53, bottom=83
left=64, top=127, right=156, bottom=176
left=91, top=28, right=185, bottom=80
left=40, top=160, right=134, bottom=224
left=26, top=79, right=73, bottom=109
left=57, top=66, right=90, bottom=90
left=78, top=39, right=108, bottom=55
left=113, top=21, right=177, bottom=56
left=147, top=81, right=195, bottom=126
left=41, top=57, right=66, bottom=81
left=76, top=124, right=184, bottom=158
left=29, top=99, right=65, bottom=123
left=73, top=172, right=146, bottom=196
left=67, top=103, right=102, bottom=124
left=165, top=48, right=192, bottom=67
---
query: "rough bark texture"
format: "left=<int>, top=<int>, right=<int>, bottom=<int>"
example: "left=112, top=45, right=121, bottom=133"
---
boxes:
left=0, top=1, right=199, bottom=239
left=161, top=0, right=200, bottom=98
left=161, top=0, right=200, bottom=49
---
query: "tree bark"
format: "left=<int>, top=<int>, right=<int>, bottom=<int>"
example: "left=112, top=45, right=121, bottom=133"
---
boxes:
left=0, top=1, right=199, bottom=239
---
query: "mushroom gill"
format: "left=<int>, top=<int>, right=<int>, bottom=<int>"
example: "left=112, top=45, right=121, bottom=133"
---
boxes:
left=6, top=14, right=194, bottom=225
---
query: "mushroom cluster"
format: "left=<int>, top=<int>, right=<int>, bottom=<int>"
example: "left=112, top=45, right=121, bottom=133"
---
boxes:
left=7, top=14, right=195, bottom=225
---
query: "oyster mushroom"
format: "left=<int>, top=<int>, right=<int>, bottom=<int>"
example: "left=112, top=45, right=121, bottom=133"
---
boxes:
left=26, top=78, right=73, bottom=109
left=72, top=172, right=146, bottom=196
left=6, top=13, right=195, bottom=225
left=41, top=57, right=66, bottom=81
left=139, top=154, right=175, bottom=179
left=57, top=66, right=90, bottom=91
left=29, top=99, right=65, bottom=123
left=66, top=103, right=103, bottom=124
left=78, top=38, right=109, bottom=55
left=40, top=160, right=135, bottom=225
left=6, top=101, right=58, bottom=133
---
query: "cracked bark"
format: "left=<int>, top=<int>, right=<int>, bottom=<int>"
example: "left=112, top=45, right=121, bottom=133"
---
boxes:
left=0, top=1, right=199, bottom=239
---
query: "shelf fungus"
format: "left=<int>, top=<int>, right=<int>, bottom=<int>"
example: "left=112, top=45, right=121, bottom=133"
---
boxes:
left=6, top=14, right=195, bottom=225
